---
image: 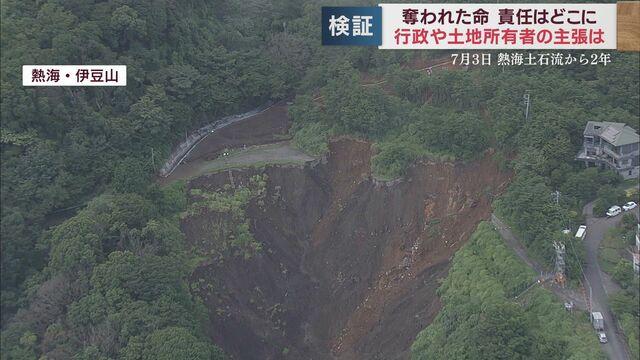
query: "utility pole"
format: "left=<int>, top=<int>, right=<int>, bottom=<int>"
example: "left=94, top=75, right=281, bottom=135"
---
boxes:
left=584, top=278, right=593, bottom=312
left=552, top=190, right=571, bottom=229
left=523, top=90, right=531, bottom=121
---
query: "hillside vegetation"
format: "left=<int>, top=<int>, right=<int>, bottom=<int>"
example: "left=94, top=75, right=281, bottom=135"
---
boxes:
left=411, top=222, right=603, bottom=360
left=1, top=0, right=639, bottom=358
left=1, top=0, right=310, bottom=358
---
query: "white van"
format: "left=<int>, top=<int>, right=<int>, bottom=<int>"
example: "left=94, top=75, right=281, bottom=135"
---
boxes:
left=606, top=205, right=621, bottom=217
left=575, top=225, right=587, bottom=240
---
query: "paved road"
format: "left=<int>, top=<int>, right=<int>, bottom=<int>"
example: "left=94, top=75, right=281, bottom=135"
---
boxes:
left=493, top=206, right=638, bottom=360
left=161, top=142, right=315, bottom=184
left=491, top=214, right=548, bottom=274
left=582, top=202, right=638, bottom=360
left=159, top=103, right=275, bottom=177
left=491, top=214, right=587, bottom=309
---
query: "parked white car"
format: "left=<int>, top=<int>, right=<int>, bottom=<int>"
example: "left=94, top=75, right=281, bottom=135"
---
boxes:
left=575, top=225, right=587, bottom=240
left=622, top=201, right=637, bottom=211
left=606, top=205, right=622, bottom=217
left=597, top=332, right=608, bottom=344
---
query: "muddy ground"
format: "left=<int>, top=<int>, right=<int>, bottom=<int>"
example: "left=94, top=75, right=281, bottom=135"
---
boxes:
left=181, top=138, right=511, bottom=360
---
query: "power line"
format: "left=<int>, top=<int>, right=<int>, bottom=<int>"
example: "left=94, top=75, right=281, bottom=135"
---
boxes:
left=567, top=234, right=592, bottom=311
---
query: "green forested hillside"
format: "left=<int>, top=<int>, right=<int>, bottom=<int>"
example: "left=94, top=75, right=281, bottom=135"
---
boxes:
left=0, top=0, right=314, bottom=358
left=1, top=1, right=392, bottom=357
left=1, top=0, right=639, bottom=359
left=411, top=223, right=603, bottom=360
left=0, top=183, right=229, bottom=359
left=0, top=0, right=302, bottom=317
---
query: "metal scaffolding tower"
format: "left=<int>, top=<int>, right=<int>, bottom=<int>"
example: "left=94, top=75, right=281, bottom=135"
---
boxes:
left=553, top=241, right=566, bottom=288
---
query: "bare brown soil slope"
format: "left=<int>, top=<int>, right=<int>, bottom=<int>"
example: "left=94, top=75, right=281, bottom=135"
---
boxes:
left=182, top=139, right=510, bottom=360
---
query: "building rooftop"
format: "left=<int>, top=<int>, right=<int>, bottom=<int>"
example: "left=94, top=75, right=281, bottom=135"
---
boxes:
left=584, top=121, right=639, bottom=146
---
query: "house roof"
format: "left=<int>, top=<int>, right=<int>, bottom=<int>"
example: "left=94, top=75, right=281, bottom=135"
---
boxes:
left=584, top=121, right=639, bottom=146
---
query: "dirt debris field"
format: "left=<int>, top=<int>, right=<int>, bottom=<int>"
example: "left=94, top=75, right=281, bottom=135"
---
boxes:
left=181, top=132, right=511, bottom=359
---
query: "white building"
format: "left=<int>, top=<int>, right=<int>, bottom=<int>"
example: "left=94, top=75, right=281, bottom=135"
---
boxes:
left=576, top=121, right=640, bottom=179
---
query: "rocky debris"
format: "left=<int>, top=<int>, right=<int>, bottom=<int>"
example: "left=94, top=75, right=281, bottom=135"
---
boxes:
left=183, top=139, right=511, bottom=360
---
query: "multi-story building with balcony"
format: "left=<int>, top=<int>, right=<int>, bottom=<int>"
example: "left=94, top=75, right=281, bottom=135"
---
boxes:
left=576, top=121, right=639, bottom=179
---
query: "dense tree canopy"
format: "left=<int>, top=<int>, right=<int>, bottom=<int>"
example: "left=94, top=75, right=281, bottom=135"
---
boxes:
left=1, top=0, right=311, bottom=324
left=0, top=187, right=221, bottom=359
left=1, top=0, right=638, bottom=358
